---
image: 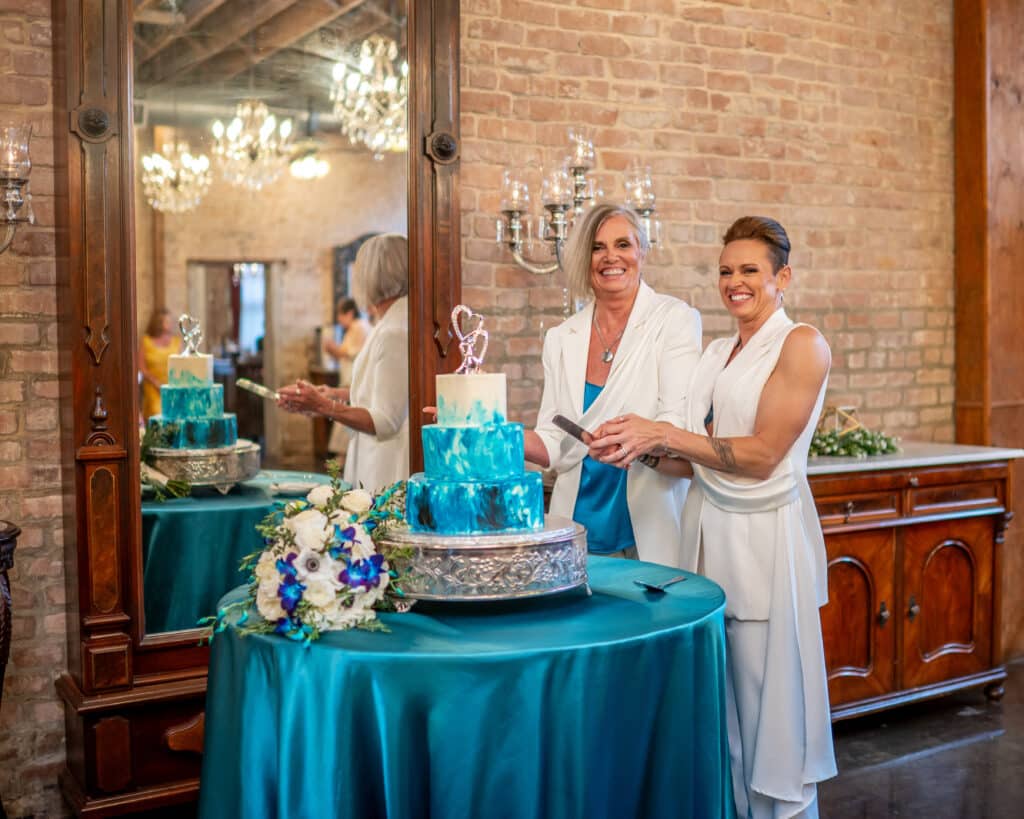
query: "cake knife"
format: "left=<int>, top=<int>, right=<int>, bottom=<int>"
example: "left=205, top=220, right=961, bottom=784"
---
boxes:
left=236, top=378, right=280, bottom=402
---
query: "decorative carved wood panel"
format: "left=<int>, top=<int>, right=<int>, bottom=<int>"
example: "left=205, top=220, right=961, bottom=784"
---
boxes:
left=821, top=529, right=897, bottom=705
left=902, top=516, right=994, bottom=688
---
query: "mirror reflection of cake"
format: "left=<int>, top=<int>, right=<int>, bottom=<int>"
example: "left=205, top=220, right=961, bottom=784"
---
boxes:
left=146, top=352, right=238, bottom=449
left=407, top=372, right=544, bottom=534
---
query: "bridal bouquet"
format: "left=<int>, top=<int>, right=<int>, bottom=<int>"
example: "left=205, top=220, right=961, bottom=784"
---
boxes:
left=205, top=465, right=411, bottom=643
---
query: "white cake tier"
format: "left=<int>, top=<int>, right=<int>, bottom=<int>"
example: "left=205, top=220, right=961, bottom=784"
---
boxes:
left=436, top=372, right=507, bottom=426
left=168, top=353, right=214, bottom=386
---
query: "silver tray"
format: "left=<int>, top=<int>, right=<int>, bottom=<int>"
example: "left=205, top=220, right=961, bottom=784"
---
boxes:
left=146, top=439, right=261, bottom=494
left=379, top=514, right=588, bottom=601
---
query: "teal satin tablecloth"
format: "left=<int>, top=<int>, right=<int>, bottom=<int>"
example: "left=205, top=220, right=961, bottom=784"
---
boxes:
left=142, top=471, right=329, bottom=633
left=199, top=557, right=734, bottom=819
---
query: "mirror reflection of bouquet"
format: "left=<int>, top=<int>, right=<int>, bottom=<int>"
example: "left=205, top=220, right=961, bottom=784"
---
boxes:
left=205, top=463, right=412, bottom=643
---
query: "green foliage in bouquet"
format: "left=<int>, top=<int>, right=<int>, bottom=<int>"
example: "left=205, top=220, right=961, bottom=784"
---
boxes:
left=203, top=460, right=413, bottom=645
left=140, top=423, right=192, bottom=501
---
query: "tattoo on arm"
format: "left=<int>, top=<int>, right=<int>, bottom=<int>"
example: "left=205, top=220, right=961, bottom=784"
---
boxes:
left=709, top=437, right=737, bottom=471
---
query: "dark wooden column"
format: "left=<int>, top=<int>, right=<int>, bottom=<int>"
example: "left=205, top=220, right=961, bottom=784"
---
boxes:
left=407, top=0, right=462, bottom=473
left=953, top=0, right=1024, bottom=657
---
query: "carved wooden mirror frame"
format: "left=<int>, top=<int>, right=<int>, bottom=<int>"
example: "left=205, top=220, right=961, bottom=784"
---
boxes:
left=51, top=1, right=460, bottom=813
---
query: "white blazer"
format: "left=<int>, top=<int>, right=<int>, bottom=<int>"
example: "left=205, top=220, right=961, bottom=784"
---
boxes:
left=534, top=281, right=702, bottom=566
left=343, top=296, right=410, bottom=493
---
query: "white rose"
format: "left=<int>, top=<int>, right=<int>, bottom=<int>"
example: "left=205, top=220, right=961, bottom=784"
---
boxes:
left=286, top=509, right=330, bottom=552
left=353, top=570, right=390, bottom=607
left=304, top=578, right=337, bottom=608
left=322, top=596, right=377, bottom=630
left=254, top=550, right=279, bottom=583
left=256, top=580, right=286, bottom=621
left=340, top=489, right=374, bottom=514
left=306, top=484, right=334, bottom=509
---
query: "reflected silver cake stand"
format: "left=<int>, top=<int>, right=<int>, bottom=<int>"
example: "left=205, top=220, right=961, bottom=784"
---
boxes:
left=146, top=438, right=261, bottom=495
left=379, top=514, right=589, bottom=601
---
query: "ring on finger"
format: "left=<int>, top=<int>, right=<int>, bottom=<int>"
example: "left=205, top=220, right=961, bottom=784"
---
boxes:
left=618, top=444, right=627, bottom=456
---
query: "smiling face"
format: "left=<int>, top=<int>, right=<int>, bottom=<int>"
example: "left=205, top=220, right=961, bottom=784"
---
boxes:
left=718, top=238, right=791, bottom=325
left=588, top=214, right=645, bottom=302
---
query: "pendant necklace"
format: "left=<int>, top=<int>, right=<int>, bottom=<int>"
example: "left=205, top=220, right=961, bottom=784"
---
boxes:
left=593, top=315, right=627, bottom=364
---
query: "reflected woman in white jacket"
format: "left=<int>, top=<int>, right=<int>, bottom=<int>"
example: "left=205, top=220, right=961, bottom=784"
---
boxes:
left=591, top=216, right=836, bottom=819
left=278, top=234, right=409, bottom=493
left=524, top=204, right=702, bottom=566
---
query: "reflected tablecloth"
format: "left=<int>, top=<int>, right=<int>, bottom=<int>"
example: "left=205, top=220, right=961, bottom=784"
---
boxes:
left=142, top=472, right=329, bottom=633
left=199, top=556, right=734, bottom=819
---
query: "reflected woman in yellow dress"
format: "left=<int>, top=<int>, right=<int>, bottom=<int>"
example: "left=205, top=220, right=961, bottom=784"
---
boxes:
left=139, top=308, right=181, bottom=420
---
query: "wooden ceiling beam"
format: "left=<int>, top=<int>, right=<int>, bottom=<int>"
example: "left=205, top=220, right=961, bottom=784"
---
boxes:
left=139, top=0, right=297, bottom=86
left=199, top=0, right=368, bottom=83
left=135, top=0, right=233, bottom=64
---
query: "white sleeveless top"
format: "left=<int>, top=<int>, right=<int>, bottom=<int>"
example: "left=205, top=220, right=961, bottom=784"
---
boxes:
left=679, top=307, right=837, bottom=799
left=680, top=307, right=828, bottom=619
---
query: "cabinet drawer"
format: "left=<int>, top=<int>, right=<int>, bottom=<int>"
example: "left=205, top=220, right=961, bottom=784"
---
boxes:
left=908, top=481, right=1001, bottom=516
left=816, top=492, right=900, bottom=527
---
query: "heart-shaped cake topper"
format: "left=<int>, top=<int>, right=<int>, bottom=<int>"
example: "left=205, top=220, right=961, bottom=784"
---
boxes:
left=451, top=304, right=488, bottom=374
left=178, top=313, right=203, bottom=356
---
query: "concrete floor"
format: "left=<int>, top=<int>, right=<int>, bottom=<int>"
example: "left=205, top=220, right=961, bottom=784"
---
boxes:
left=818, top=660, right=1023, bottom=819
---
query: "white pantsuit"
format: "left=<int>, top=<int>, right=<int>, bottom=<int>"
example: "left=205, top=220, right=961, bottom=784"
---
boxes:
left=534, top=282, right=702, bottom=566
left=680, top=308, right=837, bottom=818
left=342, top=296, right=409, bottom=493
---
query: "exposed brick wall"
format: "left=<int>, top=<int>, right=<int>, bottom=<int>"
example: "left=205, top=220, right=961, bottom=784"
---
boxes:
left=460, top=0, right=955, bottom=442
left=0, top=3, right=68, bottom=817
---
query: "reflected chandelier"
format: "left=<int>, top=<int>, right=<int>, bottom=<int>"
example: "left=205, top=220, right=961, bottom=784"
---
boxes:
left=331, top=35, right=408, bottom=159
left=211, top=99, right=294, bottom=190
left=140, top=141, right=212, bottom=214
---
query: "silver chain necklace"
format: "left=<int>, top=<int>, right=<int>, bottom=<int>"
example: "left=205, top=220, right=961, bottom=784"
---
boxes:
left=593, top=315, right=627, bottom=363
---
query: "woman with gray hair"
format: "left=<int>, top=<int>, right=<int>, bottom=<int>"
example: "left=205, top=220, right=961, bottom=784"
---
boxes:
left=278, top=233, right=410, bottom=491
left=524, top=204, right=702, bottom=565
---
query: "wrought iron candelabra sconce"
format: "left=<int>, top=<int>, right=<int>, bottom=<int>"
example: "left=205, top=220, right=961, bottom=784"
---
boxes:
left=0, top=123, right=34, bottom=254
left=495, top=130, right=660, bottom=276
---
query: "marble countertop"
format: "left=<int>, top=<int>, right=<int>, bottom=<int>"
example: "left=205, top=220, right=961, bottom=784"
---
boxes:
left=806, top=441, right=1024, bottom=476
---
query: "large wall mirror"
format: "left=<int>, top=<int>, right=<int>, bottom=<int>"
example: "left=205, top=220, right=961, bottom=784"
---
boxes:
left=132, top=0, right=411, bottom=639
left=54, top=0, right=458, bottom=811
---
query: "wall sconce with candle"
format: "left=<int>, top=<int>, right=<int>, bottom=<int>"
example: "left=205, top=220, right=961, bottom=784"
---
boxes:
left=0, top=122, right=34, bottom=254
left=495, top=130, right=659, bottom=276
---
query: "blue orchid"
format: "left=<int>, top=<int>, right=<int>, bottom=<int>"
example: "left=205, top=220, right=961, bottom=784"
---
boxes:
left=340, top=554, right=386, bottom=591
left=277, top=574, right=306, bottom=613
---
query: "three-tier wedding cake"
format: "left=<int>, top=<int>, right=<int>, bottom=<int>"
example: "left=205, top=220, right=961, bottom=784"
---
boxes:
left=406, top=372, right=544, bottom=534
left=147, top=352, right=238, bottom=449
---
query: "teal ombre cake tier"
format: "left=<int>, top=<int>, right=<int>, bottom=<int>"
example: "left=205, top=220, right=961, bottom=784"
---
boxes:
left=160, top=384, right=224, bottom=420
left=406, top=471, right=544, bottom=534
left=422, top=422, right=524, bottom=481
left=147, top=414, right=238, bottom=449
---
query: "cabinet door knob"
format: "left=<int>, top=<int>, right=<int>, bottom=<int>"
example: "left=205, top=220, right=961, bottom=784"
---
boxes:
left=908, top=475, right=919, bottom=487
left=908, top=595, right=920, bottom=621
left=843, top=500, right=855, bottom=523
left=878, top=600, right=890, bottom=626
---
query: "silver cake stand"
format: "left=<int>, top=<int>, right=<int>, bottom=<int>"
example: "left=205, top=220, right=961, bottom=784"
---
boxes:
left=379, top=514, right=589, bottom=601
left=146, top=438, right=261, bottom=495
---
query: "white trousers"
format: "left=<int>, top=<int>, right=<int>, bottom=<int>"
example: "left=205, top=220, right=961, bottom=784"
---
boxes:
left=725, top=619, right=820, bottom=819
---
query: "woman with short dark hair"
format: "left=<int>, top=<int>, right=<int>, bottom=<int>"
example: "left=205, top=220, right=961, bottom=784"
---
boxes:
left=591, top=215, right=836, bottom=818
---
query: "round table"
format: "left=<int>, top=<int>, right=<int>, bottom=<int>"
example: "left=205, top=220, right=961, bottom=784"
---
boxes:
left=142, top=470, right=330, bottom=633
left=198, top=557, right=735, bottom=819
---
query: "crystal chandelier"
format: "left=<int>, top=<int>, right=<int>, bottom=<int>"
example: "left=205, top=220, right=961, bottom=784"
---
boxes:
left=331, top=35, right=408, bottom=159
left=0, top=121, right=34, bottom=253
left=140, top=140, right=212, bottom=214
left=211, top=99, right=293, bottom=190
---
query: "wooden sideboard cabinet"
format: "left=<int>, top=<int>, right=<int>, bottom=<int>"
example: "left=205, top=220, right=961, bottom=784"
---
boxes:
left=808, top=444, right=1021, bottom=721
